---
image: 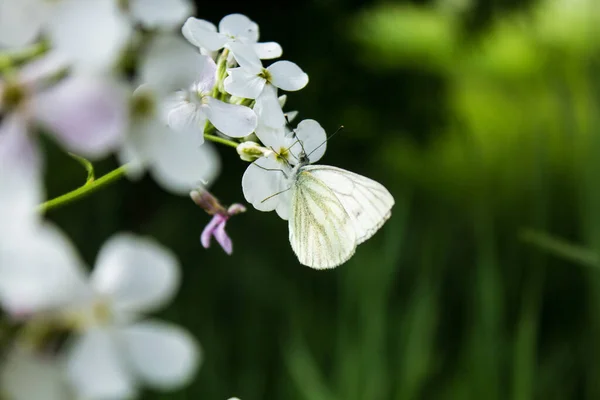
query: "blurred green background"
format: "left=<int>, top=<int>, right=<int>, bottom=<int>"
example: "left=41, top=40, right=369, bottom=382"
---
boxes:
left=41, top=0, right=600, bottom=398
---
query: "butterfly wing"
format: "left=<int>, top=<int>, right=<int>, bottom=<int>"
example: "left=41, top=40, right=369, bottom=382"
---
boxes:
left=289, top=170, right=357, bottom=269
left=302, top=165, right=394, bottom=244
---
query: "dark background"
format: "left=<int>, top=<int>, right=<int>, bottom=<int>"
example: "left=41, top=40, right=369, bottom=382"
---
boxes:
left=43, top=0, right=600, bottom=398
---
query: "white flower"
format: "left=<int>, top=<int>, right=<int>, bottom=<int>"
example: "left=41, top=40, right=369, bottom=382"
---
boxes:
left=163, top=54, right=257, bottom=138
left=182, top=13, right=282, bottom=62
left=64, top=234, right=200, bottom=399
left=0, top=54, right=128, bottom=164
left=0, top=231, right=200, bottom=399
left=242, top=119, right=326, bottom=220
left=0, top=0, right=194, bottom=70
left=224, top=59, right=309, bottom=100
left=119, top=35, right=220, bottom=194
left=225, top=57, right=308, bottom=128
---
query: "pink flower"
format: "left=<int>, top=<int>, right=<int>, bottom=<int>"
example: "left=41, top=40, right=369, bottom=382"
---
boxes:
left=190, top=191, right=246, bottom=255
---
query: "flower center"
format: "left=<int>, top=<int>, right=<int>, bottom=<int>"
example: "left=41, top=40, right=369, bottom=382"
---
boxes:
left=92, top=300, right=112, bottom=325
left=190, top=85, right=210, bottom=106
left=259, top=68, right=272, bottom=83
left=275, top=146, right=290, bottom=163
left=130, top=91, right=156, bottom=119
left=67, top=298, right=114, bottom=330
left=2, top=82, right=27, bottom=112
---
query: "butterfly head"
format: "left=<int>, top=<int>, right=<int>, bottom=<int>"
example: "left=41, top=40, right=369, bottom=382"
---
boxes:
left=297, top=148, right=310, bottom=165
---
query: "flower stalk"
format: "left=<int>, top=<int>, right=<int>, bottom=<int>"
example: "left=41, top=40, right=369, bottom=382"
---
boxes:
left=38, top=132, right=241, bottom=213
left=37, top=165, right=129, bottom=213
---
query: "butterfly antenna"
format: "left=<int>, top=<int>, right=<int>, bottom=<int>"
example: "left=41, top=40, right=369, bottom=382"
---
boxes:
left=306, top=125, right=344, bottom=158
left=284, top=114, right=307, bottom=158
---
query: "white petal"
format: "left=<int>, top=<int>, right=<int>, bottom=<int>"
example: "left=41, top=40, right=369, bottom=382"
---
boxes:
left=290, top=119, right=327, bottom=163
left=0, top=114, right=42, bottom=233
left=129, top=0, right=193, bottom=29
left=254, top=42, right=282, bottom=59
left=122, top=320, right=200, bottom=389
left=47, top=0, right=131, bottom=71
left=278, top=94, right=287, bottom=107
left=182, top=17, right=227, bottom=51
left=139, top=34, right=208, bottom=94
left=203, top=97, right=257, bottom=138
left=162, top=91, right=206, bottom=133
left=0, top=224, right=89, bottom=315
left=1, top=345, right=70, bottom=400
left=91, top=234, right=180, bottom=314
left=226, top=41, right=263, bottom=73
left=119, top=112, right=161, bottom=181
left=219, top=14, right=259, bottom=42
left=17, top=52, right=69, bottom=89
left=275, top=191, right=292, bottom=220
left=147, top=124, right=221, bottom=193
left=254, top=85, right=286, bottom=128
left=254, top=123, right=289, bottom=150
left=0, top=0, right=49, bottom=48
left=267, top=61, right=309, bottom=91
left=223, top=67, right=265, bottom=99
left=33, top=75, right=128, bottom=159
left=242, top=156, right=290, bottom=215
left=285, top=110, right=299, bottom=123
left=66, top=328, right=135, bottom=399
left=117, top=134, right=146, bottom=181
left=194, top=55, right=217, bottom=94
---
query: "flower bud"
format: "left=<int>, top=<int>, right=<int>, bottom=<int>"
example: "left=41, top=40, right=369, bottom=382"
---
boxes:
left=190, top=190, right=226, bottom=215
left=236, top=141, right=272, bottom=162
left=227, top=203, right=247, bottom=215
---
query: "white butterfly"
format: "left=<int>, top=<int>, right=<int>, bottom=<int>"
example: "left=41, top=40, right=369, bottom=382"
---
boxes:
left=241, top=119, right=394, bottom=269
left=286, top=152, right=394, bottom=269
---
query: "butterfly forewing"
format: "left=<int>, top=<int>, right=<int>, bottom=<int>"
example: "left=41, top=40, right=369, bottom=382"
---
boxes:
left=289, top=170, right=357, bottom=269
left=303, top=165, right=394, bottom=244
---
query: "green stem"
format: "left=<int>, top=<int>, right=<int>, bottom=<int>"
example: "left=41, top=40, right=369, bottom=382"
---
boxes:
left=37, top=166, right=128, bottom=213
left=204, top=133, right=239, bottom=148
left=39, top=133, right=241, bottom=213
left=68, top=153, right=95, bottom=184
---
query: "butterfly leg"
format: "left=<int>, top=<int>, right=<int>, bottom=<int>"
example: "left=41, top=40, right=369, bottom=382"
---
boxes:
left=251, top=160, right=288, bottom=179
left=260, top=187, right=292, bottom=203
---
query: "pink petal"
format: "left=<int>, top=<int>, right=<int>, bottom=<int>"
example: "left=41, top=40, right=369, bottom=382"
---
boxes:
left=213, top=220, right=232, bottom=255
left=200, top=215, right=223, bottom=249
left=33, top=75, right=127, bottom=159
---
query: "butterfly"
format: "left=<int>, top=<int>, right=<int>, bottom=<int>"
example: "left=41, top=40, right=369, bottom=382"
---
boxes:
left=286, top=151, right=394, bottom=269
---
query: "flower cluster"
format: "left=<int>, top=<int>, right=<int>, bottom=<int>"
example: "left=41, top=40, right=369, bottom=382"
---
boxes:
left=0, top=1, right=393, bottom=397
